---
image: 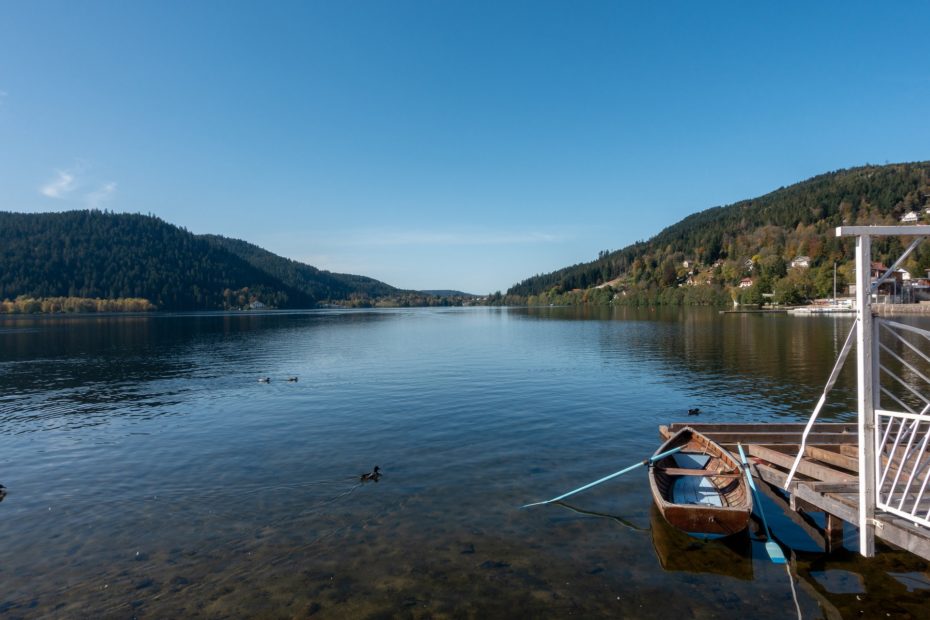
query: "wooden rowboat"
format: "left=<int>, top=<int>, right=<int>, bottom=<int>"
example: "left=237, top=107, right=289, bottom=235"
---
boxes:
left=648, top=426, right=752, bottom=537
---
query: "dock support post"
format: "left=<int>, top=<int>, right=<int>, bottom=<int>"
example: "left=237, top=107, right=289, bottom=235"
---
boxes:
left=855, top=233, right=877, bottom=557
left=825, top=512, right=844, bottom=553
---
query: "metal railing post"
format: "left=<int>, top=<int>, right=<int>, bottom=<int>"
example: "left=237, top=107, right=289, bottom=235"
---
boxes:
left=856, top=233, right=877, bottom=557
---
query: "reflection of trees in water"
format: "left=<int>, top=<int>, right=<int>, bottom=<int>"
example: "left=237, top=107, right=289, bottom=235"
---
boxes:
left=0, top=311, right=399, bottom=432
left=517, top=306, right=862, bottom=420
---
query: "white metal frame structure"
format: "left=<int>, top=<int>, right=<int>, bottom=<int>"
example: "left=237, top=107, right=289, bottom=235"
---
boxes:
left=785, top=225, right=930, bottom=557
left=875, top=320, right=930, bottom=529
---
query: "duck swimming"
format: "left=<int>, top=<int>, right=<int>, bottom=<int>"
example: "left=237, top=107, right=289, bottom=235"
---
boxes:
left=258, top=377, right=271, bottom=383
left=287, top=376, right=298, bottom=382
left=360, top=466, right=381, bottom=482
left=688, top=408, right=701, bottom=416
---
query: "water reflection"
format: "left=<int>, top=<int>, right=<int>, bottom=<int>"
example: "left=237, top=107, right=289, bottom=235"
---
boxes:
left=791, top=546, right=930, bottom=618
left=515, top=306, right=861, bottom=421
left=0, top=310, right=401, bottom=434
left=553, top=501, right=649, bottom=532
left=1, top=307, right=929, bottom=618
left=648, top=503, right=754, bottom=581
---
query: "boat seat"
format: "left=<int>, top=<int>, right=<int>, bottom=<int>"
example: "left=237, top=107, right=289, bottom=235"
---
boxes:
left=657, top=467, right=741, bottom=478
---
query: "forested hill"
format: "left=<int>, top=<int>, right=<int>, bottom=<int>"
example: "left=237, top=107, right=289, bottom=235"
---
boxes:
left=0, top=210, right=398, bottom=311
left=508, top=162, right=930, bottom=302
left=201, top=235, right=398, bottom=300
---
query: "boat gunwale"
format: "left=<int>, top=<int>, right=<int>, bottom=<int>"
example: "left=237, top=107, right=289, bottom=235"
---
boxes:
left=648, top=426, right=753, bottom=534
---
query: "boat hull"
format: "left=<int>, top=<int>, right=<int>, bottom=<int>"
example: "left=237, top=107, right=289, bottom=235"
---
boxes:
left=648, top=426, right=752, bottom=537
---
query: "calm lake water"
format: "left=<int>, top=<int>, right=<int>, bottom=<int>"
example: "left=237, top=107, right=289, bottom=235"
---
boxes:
left=1, top=307, right=928, bottom=618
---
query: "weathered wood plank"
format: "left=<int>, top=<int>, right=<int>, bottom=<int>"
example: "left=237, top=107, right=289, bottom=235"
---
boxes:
left=719, top=443, right=847, bottom=453
left=667, top=422, right=857, bottom=433
left=753, top=462, right=799, bottom=490
left=790, top=495, right=821, bottom=513
left=825, top=513, right=844, bottom=553
left=840, top=444, right=858, bottom=457
left=880, top=451, right=930, bottom=481
left=805, top=445, right=859, bottom=472
left=794, top=484, right=860, bottom=524
left=877, top=515, right=930, bottom=562
left=753, top=473, right=831, bottom=548
left=698, top=432, right=858, bottom=444
left=807, top=482, right=860, bottom=493
left=748, top=444, right=856, bottom=482
left=880, top=491, right=930, bottom=508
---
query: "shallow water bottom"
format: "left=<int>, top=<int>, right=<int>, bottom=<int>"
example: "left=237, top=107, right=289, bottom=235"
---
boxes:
left=2, top=308, right=930, bottom=618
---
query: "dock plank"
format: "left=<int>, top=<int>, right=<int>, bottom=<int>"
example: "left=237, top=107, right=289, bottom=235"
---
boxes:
left=794, top=484, right=859, bottom=524
left=747, top=444, right=856, bottom=483
left=878, top=515, right=930, bottom=560
left=702, top=432, right=856, bottom=445
left=805, top=446, right=859, bottom=472
left=667, top=422, right=856, bottom=433
left=753, top=462, right=795, bottom=489
left=807, top=482, right=860, bottom=493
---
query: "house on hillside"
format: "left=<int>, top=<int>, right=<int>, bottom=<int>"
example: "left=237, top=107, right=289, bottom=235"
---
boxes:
left=738, top=277, right=754, bottom=288
left=744, top=259, right=754, bottom=272
left=790, top=255, right=812, bottom=269
left=901, top=211, right=920, bottom=223
left=871, top=262, right=891, bottom=280
left=913, top=278, right=930, bottom=302
left=850, top=262, right=906, bottom=299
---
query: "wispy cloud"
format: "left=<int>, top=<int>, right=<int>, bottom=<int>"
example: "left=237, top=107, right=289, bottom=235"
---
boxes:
left=85, top=182, right=117, bottom=208
left=40, top=163, right=117, bottom=208
left=40, top=169, right=77, bottom=199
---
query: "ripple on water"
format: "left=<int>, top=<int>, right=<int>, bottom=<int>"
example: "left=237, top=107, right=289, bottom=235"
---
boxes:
left=0, top=308, right=927, bottom=618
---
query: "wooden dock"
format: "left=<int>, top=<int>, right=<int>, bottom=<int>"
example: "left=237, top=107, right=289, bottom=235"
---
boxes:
left=659, top=422, right=930, bottom=562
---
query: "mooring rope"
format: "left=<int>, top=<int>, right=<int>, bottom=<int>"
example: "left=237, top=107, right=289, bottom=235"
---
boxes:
left=786, top=561, right=802, bottom=620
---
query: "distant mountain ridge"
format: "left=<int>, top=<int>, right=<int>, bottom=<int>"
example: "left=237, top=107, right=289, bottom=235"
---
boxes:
left=508, top=162, right=930, bottom=303
left=419, top=289, right=477, bottom=298
left=0, top=210, right=400, bottom=311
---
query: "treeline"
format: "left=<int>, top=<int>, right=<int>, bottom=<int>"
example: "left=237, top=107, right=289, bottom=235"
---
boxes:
left=0, top=210, right=404, bottom=311
left=202, top=235, right=399, bottom=301
left=352, top=293, right=473, bottom=308
left=522, top=285, right=730, bottom=307
left=508, top=162, right=930, bottom=304
left=0, top=296, right=156, bottom=314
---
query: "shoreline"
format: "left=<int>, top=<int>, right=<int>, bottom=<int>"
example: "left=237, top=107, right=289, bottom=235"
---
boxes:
left=873, top=303, right=930, bottom=315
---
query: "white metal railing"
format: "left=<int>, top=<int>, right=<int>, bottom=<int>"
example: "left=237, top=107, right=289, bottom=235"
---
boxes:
left=783, top=226, right=930, bottom=558
left=784, top=321, right=857, bottom=487
left=875, top=319, right=930, bottom=529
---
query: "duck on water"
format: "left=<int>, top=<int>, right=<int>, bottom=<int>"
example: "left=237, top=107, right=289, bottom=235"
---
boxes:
left=360, top=466, right=382, bottom=482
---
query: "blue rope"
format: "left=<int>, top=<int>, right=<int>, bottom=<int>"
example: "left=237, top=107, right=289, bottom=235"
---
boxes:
left=522, top=445, right=684, bottom=508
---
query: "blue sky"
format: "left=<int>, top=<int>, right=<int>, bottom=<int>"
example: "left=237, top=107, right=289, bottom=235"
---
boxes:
left=1, top=2, right=929, bottom=294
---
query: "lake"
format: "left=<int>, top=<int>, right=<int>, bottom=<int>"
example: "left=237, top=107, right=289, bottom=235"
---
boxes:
left=1, top=307, right=928, bottom=618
